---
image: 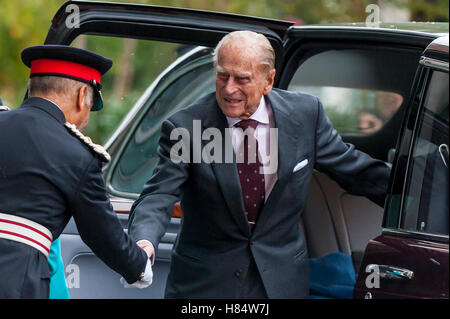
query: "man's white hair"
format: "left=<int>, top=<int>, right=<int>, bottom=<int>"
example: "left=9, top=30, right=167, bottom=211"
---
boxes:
left=213, top=30, right=275, bottom=72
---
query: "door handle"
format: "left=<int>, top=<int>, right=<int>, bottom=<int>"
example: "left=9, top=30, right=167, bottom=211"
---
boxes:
left=367, top=264, right=414, bottom=280
left=439, top=144, right=448, bottom=168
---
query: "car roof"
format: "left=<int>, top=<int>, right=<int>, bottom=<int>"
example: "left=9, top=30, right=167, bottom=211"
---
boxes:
left=301, top=22, right=449, bottom=36
left=423, top=36, right=449, bottom=61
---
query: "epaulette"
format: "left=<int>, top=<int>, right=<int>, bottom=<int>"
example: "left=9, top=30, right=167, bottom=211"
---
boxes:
left=0, top=105, right=11, bottom=111
left=64, top=122, right=111, bottom=163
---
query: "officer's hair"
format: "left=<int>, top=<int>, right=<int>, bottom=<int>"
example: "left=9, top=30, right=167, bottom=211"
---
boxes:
left=213, top=31, right=275, bottom=73
left=28, top=76, right=93, bottom=108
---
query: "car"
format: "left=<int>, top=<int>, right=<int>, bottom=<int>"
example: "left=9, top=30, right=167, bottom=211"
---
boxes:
left=42, top=1, right=448, bottom=298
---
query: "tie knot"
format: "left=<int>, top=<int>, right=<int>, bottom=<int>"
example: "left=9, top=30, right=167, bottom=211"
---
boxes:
left=235, top=119, right=259, bottom=130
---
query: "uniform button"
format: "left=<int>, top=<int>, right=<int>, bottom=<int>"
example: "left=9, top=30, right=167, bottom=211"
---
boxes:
left=235, top=269, right=242, bottom=277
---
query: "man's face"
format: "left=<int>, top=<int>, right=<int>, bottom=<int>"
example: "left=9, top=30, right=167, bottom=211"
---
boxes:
left=215, top=44, right=275, bottom=119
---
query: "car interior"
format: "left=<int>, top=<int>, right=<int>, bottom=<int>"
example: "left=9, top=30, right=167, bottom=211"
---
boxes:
left=282, top=42, right=424, bottom=272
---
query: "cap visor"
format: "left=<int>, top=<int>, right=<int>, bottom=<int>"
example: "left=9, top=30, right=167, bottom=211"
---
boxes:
left=91, top=90, right=103, bottom=111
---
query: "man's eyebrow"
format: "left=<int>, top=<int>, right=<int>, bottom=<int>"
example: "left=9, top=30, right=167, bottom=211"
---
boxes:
left=215, top=66, right=225, bottom=73
left=215, top=67, right=252, bottom=78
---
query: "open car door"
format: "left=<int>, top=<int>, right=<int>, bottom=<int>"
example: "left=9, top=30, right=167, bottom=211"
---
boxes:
left=353, top=37, right=449, bottom=299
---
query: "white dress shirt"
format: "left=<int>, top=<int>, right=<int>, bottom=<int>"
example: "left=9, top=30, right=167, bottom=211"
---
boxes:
left=226, top=96, right=278, bottom=200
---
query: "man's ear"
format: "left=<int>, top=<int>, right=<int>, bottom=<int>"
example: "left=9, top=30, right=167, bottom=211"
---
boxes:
left=263, top=69, right=276, bottom=95
left=76, top=85, right=88, bottom=112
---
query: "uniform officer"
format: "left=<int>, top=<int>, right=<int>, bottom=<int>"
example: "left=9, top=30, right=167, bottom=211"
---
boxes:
left=0, top=45, right=152, bottom=298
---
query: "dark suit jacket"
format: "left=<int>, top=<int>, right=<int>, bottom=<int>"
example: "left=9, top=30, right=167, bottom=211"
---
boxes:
left=0, top=97, right=147, bottom=298
left=129, top=89, right=390, bottom=298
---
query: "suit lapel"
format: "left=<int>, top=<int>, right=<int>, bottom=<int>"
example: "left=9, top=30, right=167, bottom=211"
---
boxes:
left=252, top=91, right=301, bottom=234
left=202, top=101, right=250, bottom=236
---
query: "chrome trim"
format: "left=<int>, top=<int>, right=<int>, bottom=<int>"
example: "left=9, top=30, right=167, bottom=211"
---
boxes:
left=367, top=264, right=414, bottom=280
left=382, top=228, right=449, bottom=242
left=419, top=56, right=449, bottom=72
left=439, top=144, right=449, bottom=168
left=364, top=292, right=373, bottom=299
left=397, top=68, right=430, bottom=229
left=110, top=197, right=135, bottom=213
left=289, top=25, right=447, bottom=37
left=424, top=36, right=449, bottom=54
left=107, top=187, right=140, bottom=200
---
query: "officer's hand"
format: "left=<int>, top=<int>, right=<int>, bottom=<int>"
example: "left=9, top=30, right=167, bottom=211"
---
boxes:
left=137, top=240, right=155, bottom=264
left=120, top=259, right=153, bottom=289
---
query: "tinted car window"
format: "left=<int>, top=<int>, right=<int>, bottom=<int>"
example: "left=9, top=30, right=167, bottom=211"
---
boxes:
left=401, top=70, right=449, bottom=236
left=288, top=49, right=405, bottom=135
left=111, top=59, right=215, bottom=195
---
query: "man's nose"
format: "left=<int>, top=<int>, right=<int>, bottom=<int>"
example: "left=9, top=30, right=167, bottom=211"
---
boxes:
left=223, top=77, right=238, bottom=95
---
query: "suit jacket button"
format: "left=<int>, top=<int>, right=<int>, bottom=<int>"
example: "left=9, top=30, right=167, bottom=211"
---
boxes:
left=235, top=270, right=242, bottom=277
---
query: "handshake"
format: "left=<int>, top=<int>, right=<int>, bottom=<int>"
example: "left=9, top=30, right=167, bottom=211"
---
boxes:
left=120, top=240, right=155, bottom=289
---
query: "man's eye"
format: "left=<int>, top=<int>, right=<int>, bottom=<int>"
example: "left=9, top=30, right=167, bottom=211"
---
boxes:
left=237, top=77, right=249, bottom=82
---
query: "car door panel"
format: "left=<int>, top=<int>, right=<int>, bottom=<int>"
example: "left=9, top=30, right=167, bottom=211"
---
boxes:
left=354, top=42, right=449, bottom=299
left=60, top=210, right=180, bottom=298
left=353, top=234, right=448, bottom=299
left=60, top=240, right=171, bottom=298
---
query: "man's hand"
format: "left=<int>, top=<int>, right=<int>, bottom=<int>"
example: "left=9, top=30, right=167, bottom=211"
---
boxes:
left=119, top=240, right=156, bottom=289
left=137, top=240, right=155, bottom=264
left=120, top=259, right=153, bottom=289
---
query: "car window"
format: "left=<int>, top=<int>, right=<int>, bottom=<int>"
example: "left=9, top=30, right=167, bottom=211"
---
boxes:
left=110, top=58, right=215, bottom=195
left=288, top=49, right=405, bottom=135
left=401, top=70, right=449, bottom=236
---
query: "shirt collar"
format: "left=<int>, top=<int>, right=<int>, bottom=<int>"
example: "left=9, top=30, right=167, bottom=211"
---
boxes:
left=226, top=96, right=270, bottom=127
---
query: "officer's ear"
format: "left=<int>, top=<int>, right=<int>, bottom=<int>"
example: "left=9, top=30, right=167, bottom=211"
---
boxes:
left=76, top=85, right=89, bottom=112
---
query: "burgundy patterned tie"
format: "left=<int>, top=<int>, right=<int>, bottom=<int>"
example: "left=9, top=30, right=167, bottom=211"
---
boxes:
left=235, top=119, right=265, bottom=231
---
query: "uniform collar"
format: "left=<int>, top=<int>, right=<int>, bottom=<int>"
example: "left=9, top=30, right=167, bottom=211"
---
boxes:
left=21, top=97, right=66, bottom=124
left=226, top=95, right=270, bottom=127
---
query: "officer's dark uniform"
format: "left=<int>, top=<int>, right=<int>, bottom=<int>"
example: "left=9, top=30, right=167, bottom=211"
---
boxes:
left=0, top=46, right=147, bottom=298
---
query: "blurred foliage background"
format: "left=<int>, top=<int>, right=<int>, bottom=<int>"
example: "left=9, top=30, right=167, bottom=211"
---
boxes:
left=0, top=0, right=448, bottom=144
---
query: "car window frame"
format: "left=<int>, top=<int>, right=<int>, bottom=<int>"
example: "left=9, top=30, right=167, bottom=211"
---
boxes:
left=382, top=58, right=449, bottom=244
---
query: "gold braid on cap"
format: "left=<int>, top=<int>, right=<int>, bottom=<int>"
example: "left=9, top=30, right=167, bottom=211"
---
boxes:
left=64, top=122, right=111, bottom=163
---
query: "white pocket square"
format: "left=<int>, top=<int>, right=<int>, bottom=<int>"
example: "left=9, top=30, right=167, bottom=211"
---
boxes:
left=293, top=159, right=308, bottom=173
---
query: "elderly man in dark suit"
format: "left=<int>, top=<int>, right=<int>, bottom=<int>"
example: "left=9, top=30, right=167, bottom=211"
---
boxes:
left=129, top=31, right=390, bottom=298
left=0, top=45, right=152, bottom=298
